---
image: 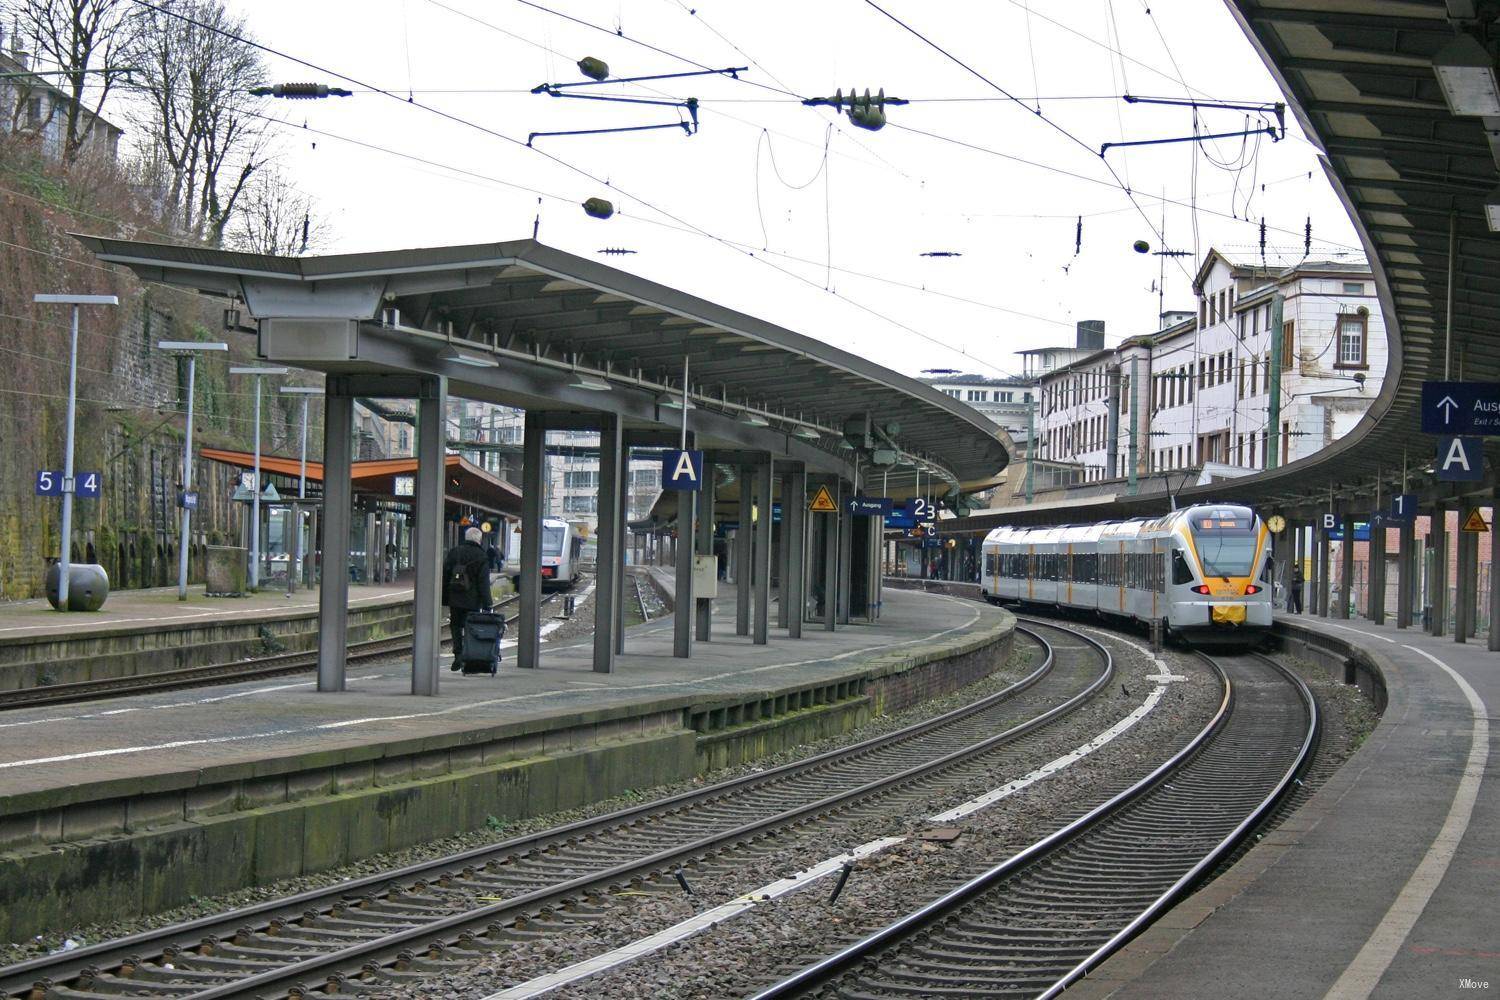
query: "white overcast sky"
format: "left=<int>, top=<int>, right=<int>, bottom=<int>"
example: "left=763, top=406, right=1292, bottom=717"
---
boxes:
left=194, top=0, right=1360, bottom=380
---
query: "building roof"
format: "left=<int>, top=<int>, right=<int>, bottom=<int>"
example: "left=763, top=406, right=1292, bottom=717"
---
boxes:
left=200, top=448, right=521, bottom=517
left=0, top=51, right=123, bottom=138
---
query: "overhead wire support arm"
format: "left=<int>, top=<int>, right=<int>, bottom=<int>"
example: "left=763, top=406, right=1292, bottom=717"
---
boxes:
left=530, top=66, right=748, bottom=94
left=526, top=64, right=734, bottom=145
left=1101, top=122, right=1281, bottom=156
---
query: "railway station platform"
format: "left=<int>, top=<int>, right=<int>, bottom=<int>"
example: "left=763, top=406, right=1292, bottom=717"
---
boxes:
left=0, top=581, right=417, bottom=690
left=1075, top=614, right=1495, bottom=999
left=0, top=586, right=1012, bottom=940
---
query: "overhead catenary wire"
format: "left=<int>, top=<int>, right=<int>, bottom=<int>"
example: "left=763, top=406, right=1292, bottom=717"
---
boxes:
left=122, top=0, right=1035, bottom=382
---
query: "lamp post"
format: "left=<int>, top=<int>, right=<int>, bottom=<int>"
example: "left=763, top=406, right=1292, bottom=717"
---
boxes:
left=34, top=293, right=117, bottom=611
left=230, top=366, right=288, bottom=589
left=279, top=385, right=322, bottom=594
left=159, top=341, right=228, bottom=600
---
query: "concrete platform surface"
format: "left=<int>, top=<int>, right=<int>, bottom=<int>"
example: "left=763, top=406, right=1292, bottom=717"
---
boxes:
left=0, top=587, right=995, bottom=807
left=0, top=582, right=414, bottom=642
left=1077, top=614, right=1496, bottom=1000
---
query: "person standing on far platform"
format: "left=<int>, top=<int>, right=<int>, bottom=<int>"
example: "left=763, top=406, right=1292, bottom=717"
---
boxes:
left=1288, top=562, right=1305, bottom=615
left=443, top=526, right=492, bottom=671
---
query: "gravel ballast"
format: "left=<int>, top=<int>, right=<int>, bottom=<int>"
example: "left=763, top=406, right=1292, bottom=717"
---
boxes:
left=0, top=626, right=1039, bottom=967
left=376, top=626, right=1225, bottom=1000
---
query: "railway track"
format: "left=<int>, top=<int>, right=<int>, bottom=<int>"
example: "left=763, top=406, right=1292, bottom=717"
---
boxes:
left=751, top=648, right=1317, bottom=999
left=0, top=587, right=572, bottom=712
left=0, top=621, right=1114, bottom=1000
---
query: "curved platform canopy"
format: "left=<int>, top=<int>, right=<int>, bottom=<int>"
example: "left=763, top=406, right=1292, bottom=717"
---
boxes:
left=75, top=235, right=1010, bottom=499
left=938, top=0, right=1500, bottom=532
left=1198, top=0, right=1500, bottom=512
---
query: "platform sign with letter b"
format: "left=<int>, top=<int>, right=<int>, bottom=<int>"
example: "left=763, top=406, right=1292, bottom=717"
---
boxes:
left=1321, top=512, right=1337, bottom=531
left=661, top=449, right=705, bottom=491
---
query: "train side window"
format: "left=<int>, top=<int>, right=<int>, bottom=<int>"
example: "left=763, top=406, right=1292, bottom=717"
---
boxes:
left=1172, top=549, right=1194, bottom=586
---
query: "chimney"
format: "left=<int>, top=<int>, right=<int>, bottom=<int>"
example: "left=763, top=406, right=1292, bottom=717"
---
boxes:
left=1076, top=320, right=1105, bottom=351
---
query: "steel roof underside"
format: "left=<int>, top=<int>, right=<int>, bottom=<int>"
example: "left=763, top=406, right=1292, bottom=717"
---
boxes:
left=75, top=236, right=1010, bottom=497
left=1197, top=0, right=1500, bottom=510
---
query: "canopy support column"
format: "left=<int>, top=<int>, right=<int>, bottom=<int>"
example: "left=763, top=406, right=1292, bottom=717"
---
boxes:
left=518, top=412, right=545, bottom=668
left=786, top=466, right=806, bottom=639
left=593, top=412, right=622, bottom=672
left=316, top=390, right=353, bottom=692
left=736, top=464, right=752, bottom=636
left=411, top=376, right=447, bottom=695
left=753, top=457, right=773, bottom=644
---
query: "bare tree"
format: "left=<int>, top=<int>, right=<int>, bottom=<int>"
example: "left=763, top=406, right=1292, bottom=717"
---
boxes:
left=225, top=166, right=332, bottom=256
left=125, top=0, right=267, bottom=243
left=3, top=0, right=137, bottom=162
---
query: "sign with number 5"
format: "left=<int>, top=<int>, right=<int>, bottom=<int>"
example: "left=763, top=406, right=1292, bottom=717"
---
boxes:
left=34, top=470, right=63, bottom=496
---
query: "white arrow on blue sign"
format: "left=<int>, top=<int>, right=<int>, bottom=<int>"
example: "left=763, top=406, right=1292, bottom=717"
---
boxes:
left=660, top=449, right=705, bottom=491
left=1436, top=436, right=1485, bottom=481
left=1422, top=381, right=1500, bottom=435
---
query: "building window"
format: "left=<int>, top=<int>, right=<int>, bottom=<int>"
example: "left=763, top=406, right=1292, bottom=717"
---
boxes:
left=1249, top=357, right=1258, bottom=396
left=1282, top=320, right=1296, bottom=370
left=564, top=470, right=599, bottom=489
left=1342, top=281, right=1364, bottom=295
left=999, top=391, right=1013, bottom=402
left=1282, top=421, right=1291, bottom=463
left=1335, top=313, right=1368, bottom=368
left=1261, top=430, right=1269, bottom=468
left=563, top=495, right=596, bottom=513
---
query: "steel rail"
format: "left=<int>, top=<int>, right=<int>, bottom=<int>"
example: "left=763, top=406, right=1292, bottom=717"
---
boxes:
left=0, top=622, right=1103, bottom=1000
left=749, top=646, right=1317, bottom=1000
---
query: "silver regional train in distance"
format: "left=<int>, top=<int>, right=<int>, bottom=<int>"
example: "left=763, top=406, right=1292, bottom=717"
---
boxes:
left=980, top=503, right=1273, bottom=645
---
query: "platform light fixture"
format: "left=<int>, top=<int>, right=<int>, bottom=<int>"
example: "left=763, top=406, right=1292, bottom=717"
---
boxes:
left=568, top=371, right=611, bottom=391
left=1432, top=33, right=1500, bottom=116
left=1486, top=184, right=1500, bottom=232
left=34, top=292, right=118, bottom=612
left=230, top=366, right=289, bottom=591
left=279, top=385, right=323, bottom=593
left=158, top=340, right=228, bottom=601
left=793, top=425, right=821, bottom=440
left=436, top=343, right=498, bottom=368
left=741, top=411, right=770, bottom=427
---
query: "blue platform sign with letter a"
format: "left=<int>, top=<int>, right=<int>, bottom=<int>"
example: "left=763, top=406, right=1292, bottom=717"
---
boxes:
left=1436, top=436, right=1484, bottom=481
left=1422, top=381, right=1500, bottom=435
left=661, top=449, right=705, bottom=491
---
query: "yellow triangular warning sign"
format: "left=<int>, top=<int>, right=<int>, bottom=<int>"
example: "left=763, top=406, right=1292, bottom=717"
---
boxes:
left=1462, top=508, right=1489, bottom=533
left=808, top=484, right=838, bottom=513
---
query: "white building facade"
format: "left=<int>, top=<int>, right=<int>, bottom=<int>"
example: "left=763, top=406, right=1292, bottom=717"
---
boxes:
left=1033, top=249, right=1385, bottom=485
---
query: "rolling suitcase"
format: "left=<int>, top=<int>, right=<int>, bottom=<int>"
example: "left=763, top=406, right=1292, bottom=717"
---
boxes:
left=460, top=611, right=505, bottom=676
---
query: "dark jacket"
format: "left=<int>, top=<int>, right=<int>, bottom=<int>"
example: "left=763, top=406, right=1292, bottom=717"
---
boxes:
left=442, top=540, right=491, bottom=610
left=1291, top=565, right=1305, bottom=587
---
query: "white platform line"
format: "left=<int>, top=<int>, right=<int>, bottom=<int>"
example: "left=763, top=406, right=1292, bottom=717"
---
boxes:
left=930, top=684, right=1168, bottom=822
left=482, top=837, right=905, bottom=1000
left=482, top=669, right=1176, bottom=999
left=0, top=607, right=983, bottom=770
left=1323, top=645, right=1489, bottom=1000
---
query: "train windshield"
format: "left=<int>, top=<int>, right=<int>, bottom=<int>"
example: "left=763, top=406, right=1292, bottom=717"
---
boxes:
left=1190, top=510, right=1259, bottom=578
left=542, top=526, right=566, bottom=556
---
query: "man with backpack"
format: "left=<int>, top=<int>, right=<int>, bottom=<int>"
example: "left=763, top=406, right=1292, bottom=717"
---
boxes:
left=443, top=526, right=493, bottom=671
